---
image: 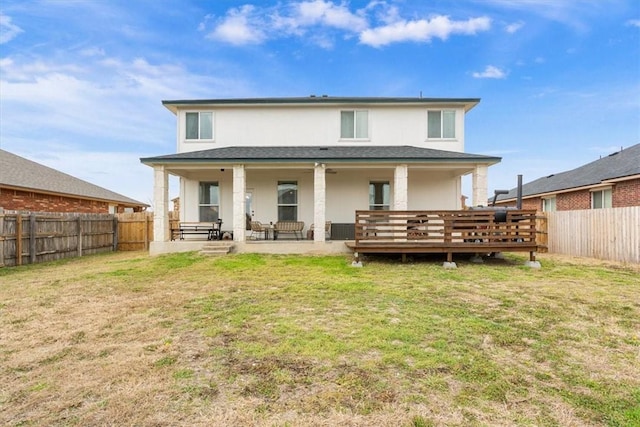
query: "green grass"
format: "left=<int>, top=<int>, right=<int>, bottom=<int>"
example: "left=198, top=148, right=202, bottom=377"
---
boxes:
left=1, top=251, right=638, bottom=426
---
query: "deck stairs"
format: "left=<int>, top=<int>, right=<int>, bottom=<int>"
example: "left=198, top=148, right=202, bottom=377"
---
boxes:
left=200, top=241, right=234, bottom=256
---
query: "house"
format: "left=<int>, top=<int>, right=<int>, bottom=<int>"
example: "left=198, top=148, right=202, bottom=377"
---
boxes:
left=0, top=149, right=147, bottom=213
left=140, top=96, right=501, bottom=254
left=494, top=144, right=640, bottom=211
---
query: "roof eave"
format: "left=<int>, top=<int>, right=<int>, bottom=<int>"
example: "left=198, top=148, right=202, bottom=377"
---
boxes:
left=0, top=184, right=148, bottom=207
left=162, top=97, right=481, bottom=114
left=141, top=157, right=500, bottom=166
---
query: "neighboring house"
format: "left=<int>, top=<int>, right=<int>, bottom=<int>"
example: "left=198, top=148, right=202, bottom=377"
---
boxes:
left=494, top=143, right=640, bottom=211
left=141, top=96, right=501, bottom=248
left=0, top=149, right=147, bottom=213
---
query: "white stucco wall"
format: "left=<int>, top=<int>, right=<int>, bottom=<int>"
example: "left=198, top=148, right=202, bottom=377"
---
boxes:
left=408, top=171, right=461, bottom=210
left=175, top=105, right=466, bottom=154
left=178, top=167, right=460, bottom=230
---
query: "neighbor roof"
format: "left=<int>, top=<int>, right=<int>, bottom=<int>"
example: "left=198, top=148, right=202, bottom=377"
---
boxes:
left=0, top=149, right=147, bottom=207
left=162, top=96, right=481, bottom=113
left=140, top=146, right=500, bottom=165
left=496, top=143, right=640, bottom=201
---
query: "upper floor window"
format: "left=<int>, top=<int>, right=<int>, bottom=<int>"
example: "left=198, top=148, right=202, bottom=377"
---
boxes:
left=199, top=182, right=219, bottom=221
left=186, top=112, right=213, bottom=140
left=277, top=181, right=298, bottom=221
left=369, top=181, right=390, bottom=210
left=340, top=110, right=368, bottom=139
left=427, top=110, right=455, bottom=139
left=591, top=188, right=612, bottom=209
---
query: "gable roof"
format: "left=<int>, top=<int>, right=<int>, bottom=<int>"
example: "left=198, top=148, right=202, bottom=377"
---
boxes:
left=141, top=146, right=500, bottom=165
left=0, top=149, right=147, bottom=207
left=496, top=143, right=640, bottom=201
left=162, top=96, right=481, bottom=113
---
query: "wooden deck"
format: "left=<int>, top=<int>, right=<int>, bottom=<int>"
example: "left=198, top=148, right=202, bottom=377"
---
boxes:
left=345, top=210, right=538, bottom=262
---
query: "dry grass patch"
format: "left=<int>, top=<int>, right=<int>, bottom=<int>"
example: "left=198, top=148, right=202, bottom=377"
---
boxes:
left=1, top=251, right=639, bottom=426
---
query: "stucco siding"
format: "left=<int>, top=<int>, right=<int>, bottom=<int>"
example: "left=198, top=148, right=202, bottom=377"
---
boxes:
left=176, top=105, right=466, bottom=154
left=179, top=168, right=461, bottom=228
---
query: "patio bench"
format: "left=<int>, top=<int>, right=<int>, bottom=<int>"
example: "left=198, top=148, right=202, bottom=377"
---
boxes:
left=274, top=221, right=305, bottom=240
left=171, top=222, right=221, bottom=240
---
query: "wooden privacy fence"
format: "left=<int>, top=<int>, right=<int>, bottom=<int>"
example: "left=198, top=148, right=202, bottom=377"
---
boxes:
left=0, top=209, right=116, bottom=267
left=116, top=212, right=153, bottom=251
left=115, top=211, right=179, bottom=251
left=546, top=206, right=640, bottom=263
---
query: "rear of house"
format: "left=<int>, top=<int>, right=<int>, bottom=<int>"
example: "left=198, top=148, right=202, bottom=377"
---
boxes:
left=141, top=96, right=501, bottom=253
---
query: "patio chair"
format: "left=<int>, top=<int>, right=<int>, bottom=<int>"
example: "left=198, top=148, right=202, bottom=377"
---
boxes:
left=249, top=221, right=268, bottom=240
left=307, top=221, right=332, bottom=239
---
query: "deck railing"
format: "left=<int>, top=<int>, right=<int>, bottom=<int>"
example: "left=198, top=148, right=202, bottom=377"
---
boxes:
left=353, top=210, right=538, bottom=261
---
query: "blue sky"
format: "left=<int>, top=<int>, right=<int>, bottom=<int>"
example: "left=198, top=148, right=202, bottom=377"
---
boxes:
left=1, top=0, right=639, bottom=206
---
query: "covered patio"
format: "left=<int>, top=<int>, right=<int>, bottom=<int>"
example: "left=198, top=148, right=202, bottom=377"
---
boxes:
left=141, top=146, right=500, bottom=256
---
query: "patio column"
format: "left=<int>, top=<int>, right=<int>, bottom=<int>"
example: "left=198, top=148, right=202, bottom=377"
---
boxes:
left=313, top=163, right=326, bottom=242
left=153, top=165, right=169, bottom=242
left=393, top=164, right=408, bottom=210
left=232, top=164, right=246, bottom=241
left=472, top=165, right=488, bottom=207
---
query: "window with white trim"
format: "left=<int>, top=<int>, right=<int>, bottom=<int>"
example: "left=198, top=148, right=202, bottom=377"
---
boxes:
left=591, top=188, right=612, bottom=209
left=199, top=182, right=219, bottom=221
left=277, top=181, right=298, bottom=221
left=186, top=112, right=213, bottom=140
left=369, top=182, right=390, bottom=210
left=427, top=110, right=455, bottom=139
left=340, top=110, right=368, bottom=139
left=542, top=197, right=556, bottom=212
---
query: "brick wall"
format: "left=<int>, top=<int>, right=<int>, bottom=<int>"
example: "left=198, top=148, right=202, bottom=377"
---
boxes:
left=613, top=178, right=640, bottom=207
left=0, top=188, right=109, bottom=213
left=557, top=189, right=591, bottom=210
left=493, top=197, right=541, bottom=210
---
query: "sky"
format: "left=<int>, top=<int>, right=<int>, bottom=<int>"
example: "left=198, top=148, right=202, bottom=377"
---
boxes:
left=1, top=0, right=639, bottom=208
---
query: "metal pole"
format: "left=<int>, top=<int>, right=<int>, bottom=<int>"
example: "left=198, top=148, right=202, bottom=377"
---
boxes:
left=516, top=174, right=523, bottom=209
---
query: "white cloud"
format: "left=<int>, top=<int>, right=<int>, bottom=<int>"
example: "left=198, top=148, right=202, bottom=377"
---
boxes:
left=505, top=20, right=525, bottom=34
left=291, top=0, right=368, bottom=31
left=205, top=2, right=490, bottom=48
left=0, top=13, right=23, bottom=44
left=472, top=65, right=507, bottom=79
left=627, top=19, right=640, bottom=28
left=208, top=5, right=266, bottom=45
left=359, top=15, right=491, bottom=48
left=0, top=54, right=254, bottom=148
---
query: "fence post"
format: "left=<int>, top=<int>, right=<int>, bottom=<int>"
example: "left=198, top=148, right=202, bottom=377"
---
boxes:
left=0, top=207, right=4, bottom=267
left=113, top=216, right=118, bottom=252
left=77, top=216, right=83, bottom=257
left=144, top=213, right=149, bottom=251
left=29, top=213, right=37, bottom=264
left=16, top=214, right=23, bottom=266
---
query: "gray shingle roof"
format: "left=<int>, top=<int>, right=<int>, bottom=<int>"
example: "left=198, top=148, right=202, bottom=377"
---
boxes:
left=496, top=143, right=640, bottom=201
left=0, top=149, right=147, bottom=206
left=140, top=145, right=500, bottom=164
left=162, top=96, right=481, bottom=113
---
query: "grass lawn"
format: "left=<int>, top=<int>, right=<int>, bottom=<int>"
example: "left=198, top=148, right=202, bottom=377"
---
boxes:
left=1, top=251, right=639, bottom=426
